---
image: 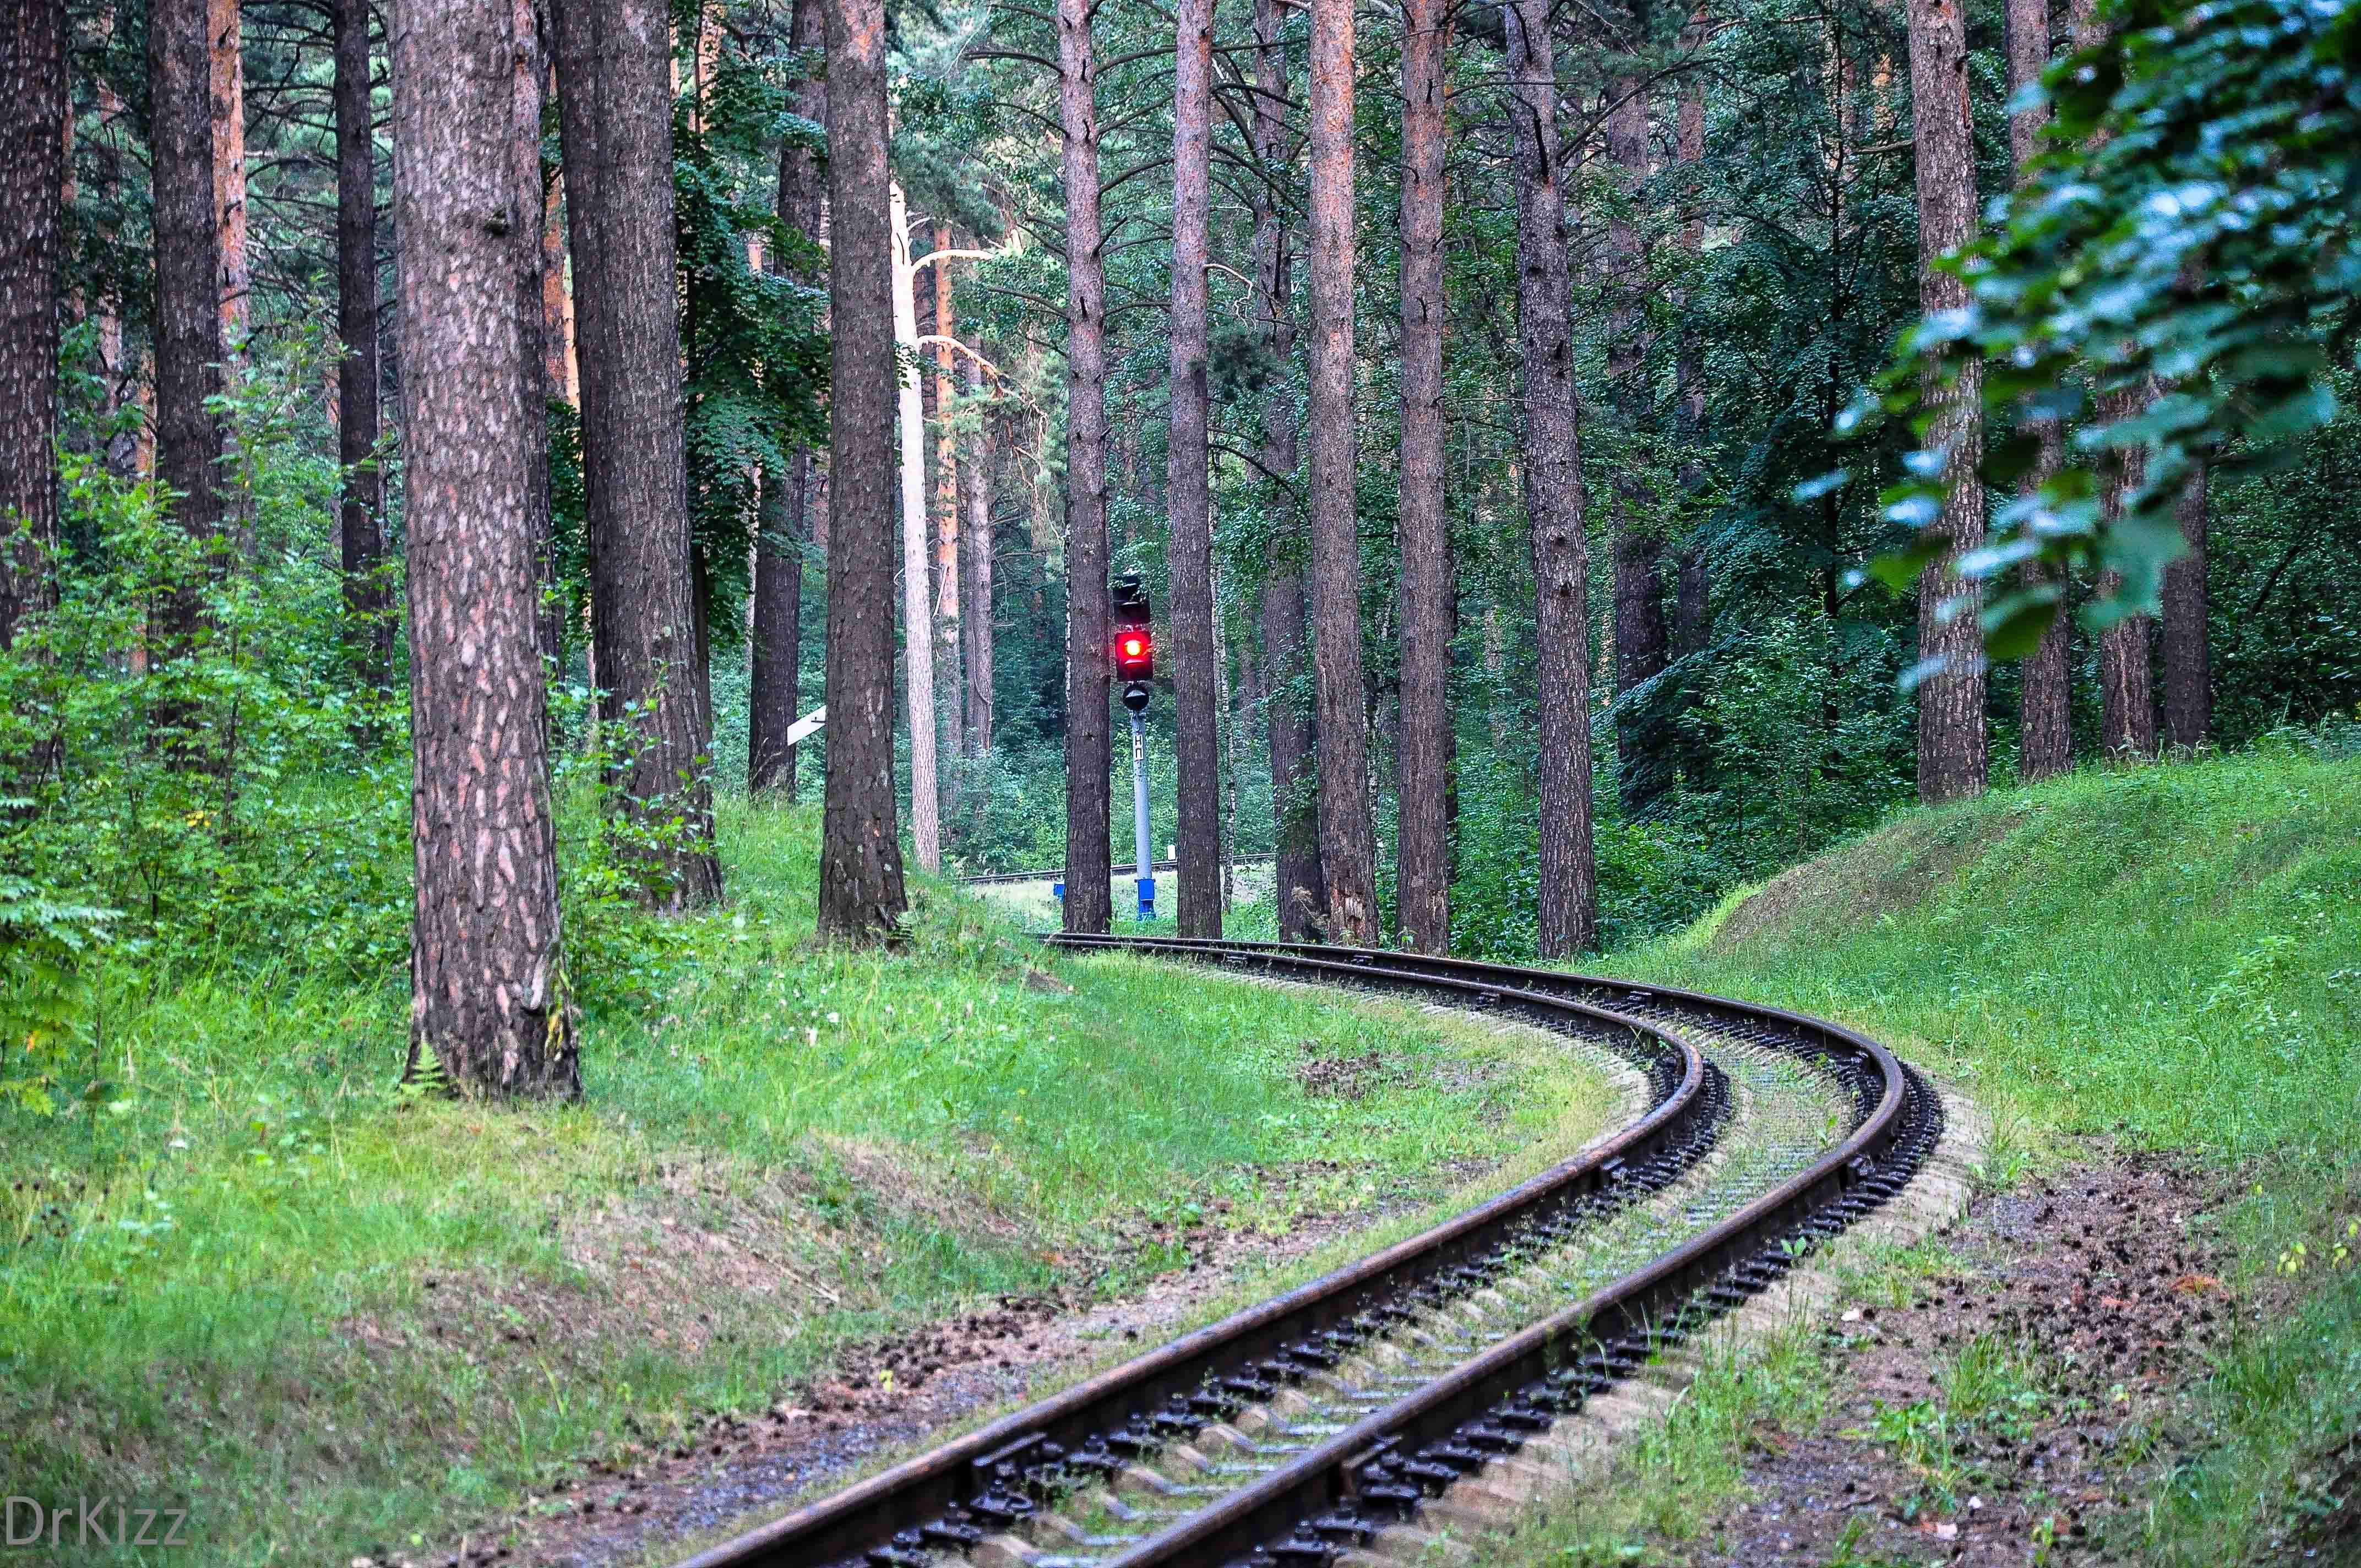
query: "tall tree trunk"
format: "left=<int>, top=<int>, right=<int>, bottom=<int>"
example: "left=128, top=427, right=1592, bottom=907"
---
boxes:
left=1059, top=0, right=1113, bottom=933
left=0, top=0, right=66, bottom=656
left=1906, top=0, right=1988, bottom=803
left=2161, top=462, right=2208, bottom=752
left=1607, top=59, right=1667, bottom=811
left=209, top=0, right=247, bottom=346
left=1506, top=0, right=1597, bottom=956
left=815, top=0, right=909, bottom=938
left=543, top=168, right=574, bottom=401
left=1307, top=0, right=1378, bottom=944
left=333, top=0, right=391, bottom=693
left=889, top=186, right=943, bottom=872
left=514, top=0, right=559, bottom=682
left=1168, top=0, right=1221, bottom=937
left=553, top=0, right=722, bottom=906
left=393, top=0, right=576, bottom=1097
left=1394, top=0, right=1451, bottom=952
left=958, top=349, right=994, bottom=763
left=150, top=0, right=226, bottom=674
left=2007, top=0, right=2071, bottom=781
left=1253, top=0, right=1322, bottom=943
left=929, top=234, right=962, bottom=835
left=750, top=0, right=822, bottom=799
left=2095, top=391, right=2158, bottom=760
left=1670, top=10, right=1709, bottom=661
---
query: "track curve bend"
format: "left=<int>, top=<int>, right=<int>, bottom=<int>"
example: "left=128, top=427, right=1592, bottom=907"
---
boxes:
left=674, top=938, right=1941, bottom=1568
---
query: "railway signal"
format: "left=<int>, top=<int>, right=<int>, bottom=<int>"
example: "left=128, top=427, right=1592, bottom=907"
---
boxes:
left=1113, top=574, right=1156, bottom=918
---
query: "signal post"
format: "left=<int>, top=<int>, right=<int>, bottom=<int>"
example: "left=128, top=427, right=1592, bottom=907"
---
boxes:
left=1113, top=575, right=1156, bottom=920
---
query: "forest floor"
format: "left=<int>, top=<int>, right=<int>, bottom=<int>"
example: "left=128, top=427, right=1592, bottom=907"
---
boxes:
left=0, top=805, right=1617, bottom=1567
left=1475, top=750, right=2361, bottom=1566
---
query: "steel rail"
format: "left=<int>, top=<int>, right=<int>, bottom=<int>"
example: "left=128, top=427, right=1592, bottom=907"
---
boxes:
left=673, top=949, right=1711, bottom=1568
left=1058, top=937, right=1931, bottom=1568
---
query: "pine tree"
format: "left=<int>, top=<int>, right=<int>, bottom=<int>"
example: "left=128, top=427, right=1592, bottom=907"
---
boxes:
left=1167, top=0, right=1222, bottom=937
left=0, top=0, right=66, bottom=655
left=1307, top=0, right=1378, bottom=944
left=1394, top=0, right=1451, bottom=952
left=1059, top=0, right=1113, bottom=934
left=1905, top=0, right=1988, bottom=803
left=1505, top=0, right=1597, bottom=956
left=2161, top=465, right=2210, bottom=752
left=552, top=0, right=723, bottom=906
left=332, top=0, right=391, bottom=692
left=2007, top=0, right=2071, bottom=782
left=393, top=0, right=576, bottom=1096
left=816, top=0, right=911, bottom=940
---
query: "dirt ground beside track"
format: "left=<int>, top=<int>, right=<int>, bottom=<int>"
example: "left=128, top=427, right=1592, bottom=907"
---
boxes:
left=1686, top=1148, right=2248, bottom=1565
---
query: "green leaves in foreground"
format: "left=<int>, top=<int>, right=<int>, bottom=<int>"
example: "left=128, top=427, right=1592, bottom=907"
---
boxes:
left=1831, top=0, right=2361, bottom=655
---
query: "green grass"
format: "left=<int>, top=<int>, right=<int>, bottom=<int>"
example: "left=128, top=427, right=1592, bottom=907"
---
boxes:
left=0, top=798, right=1614, bottom=1566
left=1482, top=749, right=2361, bottom=1565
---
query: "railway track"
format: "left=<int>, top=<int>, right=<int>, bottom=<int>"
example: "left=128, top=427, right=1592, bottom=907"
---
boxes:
left=677, top=937, right=1942, bottom=1568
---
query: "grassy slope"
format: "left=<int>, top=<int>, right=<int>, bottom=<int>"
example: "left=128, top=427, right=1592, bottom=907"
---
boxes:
left=0, top=800, right=1614, bottom=1566
left=1502, top=750, right=2360, bottom=1564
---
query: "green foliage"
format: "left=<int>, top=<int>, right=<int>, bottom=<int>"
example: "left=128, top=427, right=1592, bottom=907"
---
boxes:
left=1862, top=0, right=2361, bottom=648
left=0, top=876, right=117, bottom=1115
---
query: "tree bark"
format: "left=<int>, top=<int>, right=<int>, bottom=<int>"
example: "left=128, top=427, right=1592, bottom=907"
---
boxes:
left=814, top=0, right=909, bottom=938
left=1253, top=0, right=1322, bottom=944
left=2007, top=0, right=2071, bottom=782
left=1506, top=0, right=1596, bottom=956
left=2095, top=391, right=2157, bottom=760
left=1672, top=35, right=1709, bottom=661
left=1394, top=0, right=1451, bottom=952
left=553, top=0, right=722, bottom=906
left=150, top=0, right=226, bottom=667
left=750, top=0, right=823, bottom=799
left=514, top=0, right=559, bottom=683
left=542, top=170, right=575, bottom=402
left=1168, top=0, right=1221, bottom=937
left=1905, top=0, right=1988, bottom=804
left=209, top=0, right=247, bottom=346
left=1307, top=0, right=1378, bottom=944
left=1059, top=0, right=1113, bottom=934
left=958, top=349, right=994, bottom=763
left=932, top=230, right=962, bottom=815
left=2161, top=461, right=2208, bottom=752
left=0, top=0, right=66, bottom=655
left=393, top=0, right=577, bottom=1097
left=889, top=186, right=943, bottom=872
left=1607, top=60, right=1667, bottom=812
left=333, top=0, right=391, bottom=693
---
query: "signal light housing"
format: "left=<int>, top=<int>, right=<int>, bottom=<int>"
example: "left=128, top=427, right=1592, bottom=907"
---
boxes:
left=1112, top=573, right=1154, bottom=682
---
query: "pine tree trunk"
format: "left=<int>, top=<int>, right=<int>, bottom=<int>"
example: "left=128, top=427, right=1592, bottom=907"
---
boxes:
left=514, top=0, right=559, bottom=684
left=932, top=233, right=962, bottom=783
left=1059, top=0, right=1113, bottom=934
left=552, top=0, right=722, bottom=906
left=0, top=0, right=65, bottom=655
left=542, top=168, right=574, bottom=401
left=1607, top=64, right=1668, bottom=812
left=209, top=0, right=247, bottom=345
left=1670, top=15, right=1709, bottom=661
left=1307, top=0, right=1378, bottom=945
left=1253, top=0, right=1322, bottom=943
left=333, top=0, right=391, bottom=693
left=1168, top=0, right=1222, bottom=937
left=1506, top=0, right=1597, bottom=957
left=815, top=0, right=910, bottom=939
left=888, top=186, right=943, bottom=873
left=958, top=349, right=994, bottom=763
left=2007, top=0, right=2071, bottom=782
left=2161, top=462, right=2208, bottom=753
left=750, top=0, right=822, bottom=799
left=1905, top=0, right=1988, bottom=803
left=1394, top=0, right=1451, bottom=952
left=2094, top=393, right=2158, bottom=760
left=393, top=0, right=577, bottom=1097
left=150, top=0, right=226, bottom=672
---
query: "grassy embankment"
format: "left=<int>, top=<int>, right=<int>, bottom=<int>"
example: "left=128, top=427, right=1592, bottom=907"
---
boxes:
left=0, top=799, right=1616, bottom=1565
left=1492, top=748, right=2360, bottom=1565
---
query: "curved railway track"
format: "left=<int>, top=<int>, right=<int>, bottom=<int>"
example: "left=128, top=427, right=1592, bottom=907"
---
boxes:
left=677, top=937, right=1943, bottom=1568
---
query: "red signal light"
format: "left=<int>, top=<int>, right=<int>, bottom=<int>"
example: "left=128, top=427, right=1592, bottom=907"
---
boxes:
left=1124, top=638, right=1143, bottom=656
left=1114, top=626, right=1154, bottom=680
